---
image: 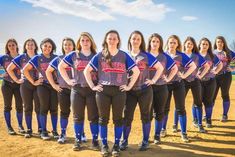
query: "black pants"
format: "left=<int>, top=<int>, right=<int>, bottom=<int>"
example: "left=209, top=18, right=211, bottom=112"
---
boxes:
left=165, top=81, right=186, bottom=115
left=184, top=79, right=202, bottom=108
left=71, top=85, right=98, bottom=124
left=124, top=86, right=153, bottom=126
left=152, top=84, right=168, bottom=121
left=201, top=78, right=216, bottom=107
left=58, top=88, right=71, bottom=119
left=96, top=86, right=126, bottom=126
left=37, top=84, right=58, bottom=116
left=20, top=80, right=40, bottom=116
left=213, top=72, right=232, bottom=102
left=1, top=80, right=23, bottom=112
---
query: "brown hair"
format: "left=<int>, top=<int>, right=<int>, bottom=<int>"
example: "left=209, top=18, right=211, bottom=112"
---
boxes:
left=76, top=32, right=97, bottom=54
left=198, top=37, right=214, bottom=60
left=5, top=38, right=19, bottom=54
left=165, top=35, right=182, bottom=52
left=147, top=33, right=164, bottom=53
left=62, top=37, right=76, bottom=55
left=213, top=36, right=231, bottom=62
left=183, top=36, right=199, bottom=53
left=23, top=38, right=38, bottom=54
left=40, top=38, right=56, bottom=55
left=128, top=30, right=146, bottom=52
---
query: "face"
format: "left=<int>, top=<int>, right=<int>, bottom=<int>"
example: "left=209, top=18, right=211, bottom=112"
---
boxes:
left=80, top=35, right=91, bottom=51
left=25, top=41, right=36, bottom=53
left=41, top=42, right=52, bottom=56
left=200, top=40, right=209, bottom=52
left=7, top=41, right=17, bottom=53
left=150, top=37, right=160, bottom=51
left=185, top=40, right=194, bottom=52
left=63, top=40, right=74, bottom=54
left=216, top=39, right=224, bottom=50
left=130, top=33, right=142, bottom=50
left=106, top=33, right=119, bottom=48
left=168, top=38, right=178, bottom=51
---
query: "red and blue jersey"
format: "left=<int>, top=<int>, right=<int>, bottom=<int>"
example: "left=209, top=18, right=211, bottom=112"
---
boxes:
left=89, top=50, right=136, bottom=86
left=63, top=51, right=97, bottom=87
left=149, top=52, right=175, bottom=85
left=0, top=54, right=21, bottom=82
left=29, top=53, right=57, bottom=84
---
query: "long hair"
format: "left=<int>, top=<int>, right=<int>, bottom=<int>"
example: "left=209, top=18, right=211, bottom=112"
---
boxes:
left=198, top=37, right=214, bottom=60
left=165, top=35, right=182, bottom=52
left=128, top=30, right=146, bottom=52
left=183, top=36, right=199, bottom=53
left=23, top=38, right=38, bottom=54
left=213, top=36, right=231, bottom=62
left=5, top=38, right=19, bottom=54
left=40, top=38, right=56, bottom=55
left=101, top=30, right=121, bottom=67
left=62, top=37, right=76, bottom=55
left=76, top=32, right=97, bottom=54
left=146, top=33, right=164, bottom=53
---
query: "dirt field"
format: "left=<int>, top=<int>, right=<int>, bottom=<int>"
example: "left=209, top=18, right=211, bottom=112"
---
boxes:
left=0, top=82, right=234, bottom=157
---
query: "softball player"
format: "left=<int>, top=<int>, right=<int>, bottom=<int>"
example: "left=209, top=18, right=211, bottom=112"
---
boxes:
left=46, top=37, right=75, bottom=143
left=7, top=38, right=42, bottom=138
left=147, top=33, right=178, bottom=144
left=84, top=30, right=140, bottom=157
left=161, top=35, right=196, bottom=142
left=23, top=38, right=58, bottom=140
left=0, top=39, right=24, bottom=135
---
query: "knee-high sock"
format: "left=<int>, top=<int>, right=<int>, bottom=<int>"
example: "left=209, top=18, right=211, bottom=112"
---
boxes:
left=196, top=107, right=202, bottom=125
left=25, top=115, right=32, bottom=130
left=174, top=110, right=179, bottom=126
left=16, top=112, right=23, bottom=127
left=60, top=118, right=68, bottom=135
left=155, top=120, right=163, bottom=136
left=99, top=125, right=107, bottom=145
left=4, top=111, right=11, bottom=128
left=90, top=123, right=98, bottom=142
left=179, top=115, right=187, bottom=134
left=115, top=126, right=123, bottom=145
left=142, top=122, right=151, bottom=142
left=74, top=122, right=84, bottom=141
left=40, top=115, right=47, bottom=131
left=162, top=114, right=168, bottom=130
left=223, top=101, right=230, bottom=116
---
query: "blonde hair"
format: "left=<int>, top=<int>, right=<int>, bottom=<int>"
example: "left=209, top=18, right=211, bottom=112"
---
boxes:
left=77, top=32, right=97, bottom=54
left=165, top=35, right=182, bottom=52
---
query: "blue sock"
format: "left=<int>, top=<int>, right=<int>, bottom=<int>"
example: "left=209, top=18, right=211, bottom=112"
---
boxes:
left=90, top=123, right=99, bottom=142
left=36, top=114, right=41, bottom=130
left=196, top=107, right=202, bottom=125
left=142, top=122, right=151, bottom=142
left=25, top=115, right=32, bottom=130
left=60, top=118, right=68, bottom=135
left=155, top=120, right=163, bottom=136
left=123, top=125, right=131, bottom=141
left=74, top=123, right=84, bottom=141
left=205, top=106, right=213, bottom=119
left=114, top=126, right=123, bottom=145
left=40, top=115, right=47, bottom=131
left=223, top=101, right=230, bottom=116
left=179, top=115, right=187, bottom=134
left=4, top=111, right=11, bottom=128
left=16, top=112, right=23, bottom=127
left=162, top=114, right=168, bottom=130
left=51, top=115, right=58, bottom=131
left=192, top=105, right=197, bottom=120
left=99, top=125, right=108, bottom=145
left=174, top=110, right=178, bottom=126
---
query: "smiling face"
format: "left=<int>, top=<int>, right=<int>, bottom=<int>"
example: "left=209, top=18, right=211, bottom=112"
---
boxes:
left=185, top=40, right=194, bottom=52
left=168, top=37, right=178, bottom=52
left=41, top=42, right=52, bottom=56
left=200, top=40, right=209, bottom=52
left=25, top=40, right=36, bottom=54
left=63, top=40, right=74, bottom=54
left=106, top=33, right=119, bottom=49
left=150, top=36, right=160, bottom=52
left=130, top=33, right=142, bottom=51
left=7, top=41, right=17, bottom=54
left=216, top=38, right=224, bottom=50
left=79, top=35, right=91, bottom=52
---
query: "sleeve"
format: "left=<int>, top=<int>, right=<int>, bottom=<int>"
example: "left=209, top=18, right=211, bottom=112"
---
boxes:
left=181, top=53, right=193, bottom=68
left=125, top=52, right=136, bottom=71
left=198, top=54, right=207, bottom=68
left=12, top=54, right=23, bottom=69
left=231, top=51, right=235, bottom=61
left=29, top=55, right=39, bottom=69
left=49, top=57, right=59, bottom=71
left=146, top=53, right=158, bottom=67
left=89, top=54, right=99, bottom=71
left=0, top=55, right=3, bottom=66
left=213, top=55, right=220, bottom=66
left=62, top=51, right=75, bottom=67
left=165, top=54, right=176, bottom=71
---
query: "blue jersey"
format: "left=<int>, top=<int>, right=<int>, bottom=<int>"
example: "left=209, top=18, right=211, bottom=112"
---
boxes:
left=130, top=51, right=158, bottom=89
left=63, top=51, right=97, bottom=87
left=90, top=50, right=136, bottom=86
left=12, top=53, right=38, bottom=81
left=29, top=53, right=57, bottom=84
left=0, top=54, right=21, bottom=82
left=167, top=51, right=192, bottom=82
left=49, top=55, right=72, bottom=89
left=184, top=52, right=206, bottom=82
left=149, top=52, right=175, bottom=85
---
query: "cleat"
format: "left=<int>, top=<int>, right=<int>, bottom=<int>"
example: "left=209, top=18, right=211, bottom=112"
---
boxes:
left=24, top=129, right=32, bottom=138
left=154, top=135, right=161, bottom=144
left=120, top=140, right=128, bottom=151
left=181, top=133, right=189, bottom=143
left=38, top=128, right=42, bottom=135
left=8, top=127, right=16, bottom=135
left=91, top=140, right=100, bottom=151
left=112, top=144, right=120, bottom=157
left=101, top=144, right=109, bottom=157
left=221, top=115, right=228, bottom=122
left=18, top=126, right=26, bottom=134
left=41, top=131, right=50, bottom=140
left=206, top=118, right=212, bottom=128
left=57, top=134, right=66, bottom=144
left=198, top=125, right=207, bottom=133
left=73, top=139, right=81, bottom=151
left=172, top=124, right=178, bottom=133
left=52, top=131, right=59, bottom=139
left=193, top=118, right=199, bottom=128
left=81, top=133, right=87, bottom=142
left=160, top=129, right=167, bottom=137
left=138, top=140, right=149, bottom=151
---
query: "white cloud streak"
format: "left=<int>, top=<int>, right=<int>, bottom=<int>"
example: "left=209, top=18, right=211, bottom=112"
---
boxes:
left=181, top=16, right=198, bottom=21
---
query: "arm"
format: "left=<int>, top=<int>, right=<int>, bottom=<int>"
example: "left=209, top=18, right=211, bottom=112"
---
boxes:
left=197, top=62, right=210, bottom=79
left=46, top=66, right=62, bottom=92
left=212, top=62, right=223, bottom=74
left=58, top=60, right=76, bottom=86
left=145, top=61, right=164, bottom=85
left=23, top=63, right=42, bottom=86
left=6, top=62, right=23, bottom=84
left=180, top=62, right=197, bottom=79
left=163, top=64, right=178, bottom=83
left=120, top=66, right=140, bottom=91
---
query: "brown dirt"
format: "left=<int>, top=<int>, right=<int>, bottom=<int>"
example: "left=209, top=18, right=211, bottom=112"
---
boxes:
left=0, top=82, right=234, bottom=157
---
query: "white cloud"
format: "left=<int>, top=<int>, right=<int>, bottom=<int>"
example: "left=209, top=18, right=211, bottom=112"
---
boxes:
left=21, top=0, right=173, bottom=22
left=181, top=16, right=198, bottom=21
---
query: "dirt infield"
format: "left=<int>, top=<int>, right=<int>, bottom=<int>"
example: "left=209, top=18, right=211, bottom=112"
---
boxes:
left=0, top=82, right=234, bottom=157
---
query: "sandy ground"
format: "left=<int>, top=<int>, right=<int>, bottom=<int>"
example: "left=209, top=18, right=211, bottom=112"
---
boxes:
left=0, top=82, right=234, bottom=157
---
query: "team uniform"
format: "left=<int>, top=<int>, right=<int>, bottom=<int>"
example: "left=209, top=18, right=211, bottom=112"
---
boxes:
left=0, top=54, right=24, bottom=134
left=212, top=50, right=235, bottom=121
left=89, top=50, right=136, bottom=156
left=62, top=51, right=99, bottom=150
left=162, top=51, right=192, bottom=141
left=199, top=53, right=221, bottom=127
left=29, top=53, right=58, bottom=139
left=121, top=51, right=158, bottom=151
left=173, top=52, right=207, bottom=132
left=149, top=52, right=175, bottom=143
left=12, top=53, right=41, bottom=136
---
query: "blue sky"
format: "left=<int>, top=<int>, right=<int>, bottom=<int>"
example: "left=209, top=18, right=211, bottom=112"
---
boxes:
left=1, top=0, right=235, bottom=54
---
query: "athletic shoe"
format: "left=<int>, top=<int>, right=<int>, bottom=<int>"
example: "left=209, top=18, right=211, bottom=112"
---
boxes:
left=154, top=135, right=161, bottom=144
left=24, top=129, right=32, bottom=138
left=112, top=144, right=120, bottom=157
left=8, top=127, right=16, bottom=135
left=202, top=115, right=206, bottom=121
left=193, top=118, right=199, bottom=128
left=101, top=144, right=109, bottom=157
left=41, top=131, right=50, bottom=140
left=172, top=124, right=178, bottom=133
left=73, top=139, right=81, bottom=151
left=138, top=140, right=149, bottom=151
left=52, top=131, right=60, bottom=139
left=91, top=140, right=100, bottom=151
left=181, top=133, right=189, bottom=143
left=221, top=115, right=228, bottom=122
left=38, top=128, right=42, bottom=135
left=57, top=134, right=66, bottom=144
left=160, top=129, right=167, bottom=137
left=18, top=126, right=26, bottom=134
left=81, top=133, right=87, bottom=142
left=198, top=125, right=207, bottom=133
left=120, top=140, right=128, bottom=151
left=206, top=118, right=212, bottom=128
